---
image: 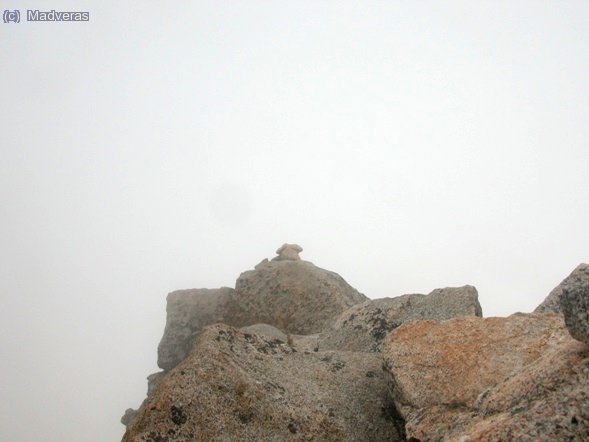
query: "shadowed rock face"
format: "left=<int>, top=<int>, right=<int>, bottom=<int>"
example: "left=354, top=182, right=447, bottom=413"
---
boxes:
left=382, top=313, right=589, bottom=441
left=157, top=287, right=236, bottom=371
left=123, top=324, right=404, bottom=442
left=561, top=281, right=589, bottom=345
left=318, top=286, right=482, bottom=352
left=535, top=263, right=589, bottom=313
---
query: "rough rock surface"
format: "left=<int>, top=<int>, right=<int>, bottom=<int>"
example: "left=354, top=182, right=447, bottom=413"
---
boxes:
left=535, top=263, right=589, bottom=313
left=561, top=281, right=589, bottom=345
left=157, top=260, right=368, bottom=372
left=318, top=286, right=482, bottom=352
left=122, top=324, right=404, bottom=442
left=230, top=260, right=368, bottom=335
left=157, top=287, right=237, bottom=371
left=383, top=313, right=589, bottom=441
left=126, top=249, right=589, bottom=442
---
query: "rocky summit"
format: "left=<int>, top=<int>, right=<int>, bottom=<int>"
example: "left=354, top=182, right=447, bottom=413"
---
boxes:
left=122, top=250, right=589, bottom=441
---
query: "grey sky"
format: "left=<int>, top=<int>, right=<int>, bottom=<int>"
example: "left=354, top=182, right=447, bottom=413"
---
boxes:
left=1, top=1, right=588, bottom=441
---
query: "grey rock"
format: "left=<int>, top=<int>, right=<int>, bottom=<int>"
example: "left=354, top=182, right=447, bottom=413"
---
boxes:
left=272, top=243, right=303, bottom=261
left=122, top=324, right=404, bottom=442
left=146, top=371, right=165, bottom=397
left=240, top=323, right=288, bottom=342
left=535, top=263, right=589, bottom=313
left=561, top=281, right=589, bottom=345
left=230, top=260, right=368, bottom=335
left=157, top=260, right=367, bottom=372
left=318, top=285, right=482, bottom=352
left=121, top=408, right=138, bottom=426
left=157, top=287, right=236, bottom=371
left=139, top=255, right=370, bottom=436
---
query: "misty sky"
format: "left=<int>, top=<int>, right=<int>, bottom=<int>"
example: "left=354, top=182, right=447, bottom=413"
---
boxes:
left=1, top=2, right=588, bottom=441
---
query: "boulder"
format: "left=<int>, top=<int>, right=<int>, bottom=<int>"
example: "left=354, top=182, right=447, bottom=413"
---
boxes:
left=382, top=313, right=589, bottom=441
left=318, top=286, right=482, bottom=352
left=122, top=324, right=404, bottom=442
left=534, top=263, right=589, bottom=313
left=230, top=260, right=368, bottom=335
left=121, top=409, right=138, bottom=427
left=157, top=287, right=237, bottom=371
left=561, top=281, right=589, bottom=345
left=157, top=256, right=367, bottom=371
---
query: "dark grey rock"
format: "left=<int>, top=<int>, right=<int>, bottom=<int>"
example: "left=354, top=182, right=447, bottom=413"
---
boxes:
left=535, top=264, right=589, bottom=313
left=146, top=371, right=165, bottom=397
left=120, top=408, right=138, bottom=426
left=157, top=287, right=236, bottom=371
left=561, top=281, right=589, bottom=345
left=318, top=285, right=482, bottom=352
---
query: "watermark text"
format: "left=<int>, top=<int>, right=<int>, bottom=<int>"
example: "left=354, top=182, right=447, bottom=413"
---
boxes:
left=3, top=9, right=90, bottom=23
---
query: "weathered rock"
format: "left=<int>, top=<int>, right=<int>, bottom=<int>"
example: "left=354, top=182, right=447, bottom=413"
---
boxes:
left=157, top=259, right=367, bottom=371
left=122, top=324, right=404, bottom=442
left=157, top=287, right=237, bottom=371
left=272, top=243, right=303, bottom=261
left=318, top=286, right=482, bottom=352
left=535, top=263, right=589, bottom=313
left=230, top=260, right=368, bottom=335
left=561, top=281, right=589, bottom=345
left=240, top=323, right=288, bottom=343
left=383, top=313, right=589, bottom=441
left=121, top=408, right=138, bottom=427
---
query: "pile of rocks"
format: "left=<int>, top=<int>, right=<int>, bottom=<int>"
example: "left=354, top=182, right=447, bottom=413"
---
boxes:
left=121, top=245, right=589, bottom=441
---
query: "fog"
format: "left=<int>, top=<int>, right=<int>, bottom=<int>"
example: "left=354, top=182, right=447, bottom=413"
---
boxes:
left=1, top=1, right=588, bottom=441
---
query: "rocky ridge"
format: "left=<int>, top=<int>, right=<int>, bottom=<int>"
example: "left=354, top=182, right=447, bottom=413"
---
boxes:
left=122, top=248, right=589, bottom=441
left=317, top=285, right=481, bottom=352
